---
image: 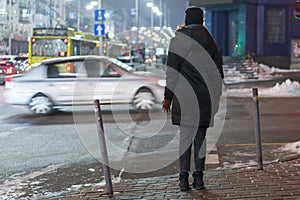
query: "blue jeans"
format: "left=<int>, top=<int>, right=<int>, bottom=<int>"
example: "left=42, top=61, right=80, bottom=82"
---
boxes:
left=179, top=125, right=207, bottom=174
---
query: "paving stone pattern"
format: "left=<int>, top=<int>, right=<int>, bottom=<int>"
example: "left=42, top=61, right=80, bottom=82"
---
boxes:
left=52, top=158, right=300, bottom=200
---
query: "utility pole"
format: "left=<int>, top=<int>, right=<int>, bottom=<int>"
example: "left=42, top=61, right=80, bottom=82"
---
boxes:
left=77, top=0, right=80, bottom=31
left=8, top=0, right=12, bottom=55
left=99, top=0, right=103, bottom=55
left=159, top=0, right=162, bottom=27
left=151, top=0, right=154, bottom=30
left=135, top=0, right=139, bottom=28
left=49, top=0, right=52, bottom=27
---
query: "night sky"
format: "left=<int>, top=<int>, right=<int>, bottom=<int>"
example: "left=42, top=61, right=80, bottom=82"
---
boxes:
left=102, top=0, right=188, bottom=30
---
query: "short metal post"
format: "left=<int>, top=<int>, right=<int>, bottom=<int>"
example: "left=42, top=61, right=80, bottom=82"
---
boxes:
left=252, top=88, right=263, bottom=170
left=94, top=100, right=113, bottom=194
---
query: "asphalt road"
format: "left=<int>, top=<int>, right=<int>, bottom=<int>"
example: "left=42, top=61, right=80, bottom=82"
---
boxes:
left=0, top=84, right=299, bottom=199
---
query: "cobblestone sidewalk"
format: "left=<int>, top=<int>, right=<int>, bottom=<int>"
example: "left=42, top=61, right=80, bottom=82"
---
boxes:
left=53, top=158, right=300, bottom=200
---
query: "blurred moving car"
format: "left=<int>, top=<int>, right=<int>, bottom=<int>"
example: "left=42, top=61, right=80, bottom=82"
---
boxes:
left=4, top=56, right=165, bottom=115
left=117, top=56, right=145, bottom=69
left=0, top=60, right=16, bottom=85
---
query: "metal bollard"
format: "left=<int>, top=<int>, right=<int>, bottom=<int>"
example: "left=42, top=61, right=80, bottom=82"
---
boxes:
left=94, top=100, right=113, bottom=194
left=252, top=88, right=263, bottom=170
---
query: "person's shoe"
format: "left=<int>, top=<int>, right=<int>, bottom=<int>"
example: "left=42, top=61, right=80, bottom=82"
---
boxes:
left=192, top=171, right=205, bottom=190
left=179, top=172, right=190, bottom=191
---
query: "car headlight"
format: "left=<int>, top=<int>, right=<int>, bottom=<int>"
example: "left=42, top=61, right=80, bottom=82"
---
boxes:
left=157, top=79, right=166, bottom=87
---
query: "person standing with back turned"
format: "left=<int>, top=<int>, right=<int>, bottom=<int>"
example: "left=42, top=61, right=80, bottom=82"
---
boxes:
left=162, top=7, right=224, bottom=191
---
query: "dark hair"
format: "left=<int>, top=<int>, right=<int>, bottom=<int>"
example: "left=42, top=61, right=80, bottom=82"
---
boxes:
left=185, top=6, right=204, bottom=25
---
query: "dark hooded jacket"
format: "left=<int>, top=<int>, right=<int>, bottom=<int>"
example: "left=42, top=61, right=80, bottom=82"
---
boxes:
left=164, top=24, right=224, bottom=127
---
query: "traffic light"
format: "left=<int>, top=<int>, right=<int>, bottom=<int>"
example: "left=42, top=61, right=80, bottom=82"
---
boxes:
left=294, top=0, right=300, bottom=20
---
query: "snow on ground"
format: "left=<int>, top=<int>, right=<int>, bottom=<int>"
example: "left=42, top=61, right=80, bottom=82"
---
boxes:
left=280, top=141, right=300, bottom=154
left=225, top=79, right=300, bottom=97
left=223, top=61, right=300, bottom=161
left=223, top=57, right=300, bottom=97
left=224, top=60, right=300, bottom=84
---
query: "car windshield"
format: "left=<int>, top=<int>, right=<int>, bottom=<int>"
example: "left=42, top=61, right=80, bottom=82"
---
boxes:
left=106, top=57, right=134, bottom=72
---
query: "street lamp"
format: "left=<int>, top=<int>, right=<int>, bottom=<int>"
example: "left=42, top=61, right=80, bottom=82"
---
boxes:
left=146, top=2, right=154, bottom=8
left=98, top=0, right=103, bottom=56
left=145, top=0, right=163, bottom=28
left=91, top=1, right=98, bottom=7
left=135, top=0, right=139, bottom=28
left=8, top=0, right=12, bottom=55
left=85, top=4, right=93, bottom=10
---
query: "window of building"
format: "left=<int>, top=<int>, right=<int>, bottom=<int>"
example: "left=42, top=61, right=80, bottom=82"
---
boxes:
left=266, top=8, right=286, bottom=44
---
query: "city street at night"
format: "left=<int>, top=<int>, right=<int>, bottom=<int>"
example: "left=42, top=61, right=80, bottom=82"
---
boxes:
left=1, top=77, right=300, bottom=198
left=1, top=0, right=300, bottom=199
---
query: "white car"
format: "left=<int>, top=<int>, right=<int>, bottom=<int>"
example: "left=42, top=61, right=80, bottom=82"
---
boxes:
left=4, top=56, right=165, bottom=115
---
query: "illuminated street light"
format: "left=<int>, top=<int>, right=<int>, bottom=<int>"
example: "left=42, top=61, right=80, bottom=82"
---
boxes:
left=91, top=1, right=98, bottom=6
left=85, top=4, right=93, bottom=10
left=85, top=1, right=98, bottom=10
left=146, top=2, right=154, bottom=7
left=131, top=26, right=138, bottom=31
left=152, top=6, right=159, bottom=13
left=104, top=12, right=110, bottom=19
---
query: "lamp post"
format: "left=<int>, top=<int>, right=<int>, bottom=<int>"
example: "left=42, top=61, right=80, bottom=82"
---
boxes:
left=151, top=0, right=154, bottom=30
left=8, top=0, right=12, bottom=55
left=77, top=0, right=80, bottom=31
left=98, top=0, right=103, bottom=56
left=135, top=0, right=139, bottom=28
left=159, top=0, right=162, bottom=27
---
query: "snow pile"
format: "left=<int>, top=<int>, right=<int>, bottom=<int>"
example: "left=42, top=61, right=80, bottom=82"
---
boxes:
left=225, top=79, right=300, bottom=97
left=224, top=59, right=300, bottom=83
left=254, top=63, right=278, bottom=78
left=280, top=141, right=300, bottom=154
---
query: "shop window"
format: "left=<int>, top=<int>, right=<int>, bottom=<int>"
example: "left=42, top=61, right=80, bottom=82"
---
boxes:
left=266, top=8, right=286, bottom=44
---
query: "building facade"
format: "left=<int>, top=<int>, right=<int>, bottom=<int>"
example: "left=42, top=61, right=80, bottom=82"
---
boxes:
left=0, top=0, right=141, bottom=55
left=0, top=0, right=66, bottom=55
left=190, top=0, right=300, bottom=68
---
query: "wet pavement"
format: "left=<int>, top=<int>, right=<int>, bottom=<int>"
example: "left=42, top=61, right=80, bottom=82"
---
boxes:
left=1, top=62, right=300, bottom=199
left=3, top=142, right=299, bottom=200
left=49, top=145, right=300, bottom=200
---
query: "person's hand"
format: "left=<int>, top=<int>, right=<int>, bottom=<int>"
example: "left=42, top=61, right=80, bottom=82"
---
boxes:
left=162, top=99, right=171, bottom=112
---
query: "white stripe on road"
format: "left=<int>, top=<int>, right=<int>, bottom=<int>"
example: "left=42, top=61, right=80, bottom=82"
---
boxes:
left=11, top=126, right=28, bottom=131
left=0, top=126, right=28, bottom=138
left=0, top=163, right=65, bottom=196
left=0, top=132, right=13, bottom=138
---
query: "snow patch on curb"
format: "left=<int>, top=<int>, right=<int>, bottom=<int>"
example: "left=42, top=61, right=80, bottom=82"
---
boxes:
left=225, top=79, right=300, bottom=97
left=280, top=141, right=300, bottom=154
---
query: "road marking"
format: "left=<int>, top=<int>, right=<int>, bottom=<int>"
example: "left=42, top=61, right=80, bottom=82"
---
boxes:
left=225, top=142, right=290, bottom=147
left=0, top=163, right=65, bottom=196
left=11, top=126, right=27, bottom=131
left=0, top=132, right=13, bottom=138
left=0, top=126, right=28, bottom=138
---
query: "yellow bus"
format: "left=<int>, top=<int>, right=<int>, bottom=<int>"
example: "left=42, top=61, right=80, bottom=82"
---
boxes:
left=28, top=27, right=99, bottom=66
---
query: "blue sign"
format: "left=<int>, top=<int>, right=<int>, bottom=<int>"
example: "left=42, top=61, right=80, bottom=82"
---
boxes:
left=26, top=8, right=32, bottom=15
left=94, top=24, right=105, bottom=36
left=131, top=8, right=136, bottom=16
left=94, top=9, right=106, bottom=22
left=69, top=12, right=76, bottom=19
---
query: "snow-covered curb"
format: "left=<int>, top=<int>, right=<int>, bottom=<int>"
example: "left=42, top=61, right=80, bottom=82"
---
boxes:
left=280, top=141, right=300, bottom=154
left=225, top=79, right=300, bottom=97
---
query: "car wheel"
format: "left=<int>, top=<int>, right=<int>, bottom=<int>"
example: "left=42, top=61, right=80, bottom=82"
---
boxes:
left=132, top=88, right=156, bottom=111
left=29, top=94, right=54, bottom=115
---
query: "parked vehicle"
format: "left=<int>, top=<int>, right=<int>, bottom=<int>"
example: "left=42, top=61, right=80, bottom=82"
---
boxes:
left=0, top=60, right=16, bottom=85
left=14, top=56, right=29, bottom=73
left=4, top=55, right=165, bottom=115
